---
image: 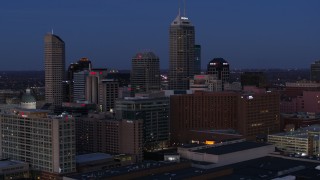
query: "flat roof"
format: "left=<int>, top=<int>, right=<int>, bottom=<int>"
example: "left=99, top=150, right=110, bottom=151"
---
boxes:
left=193, top=141, right=272, bottom=155
left=66, top=161, right=179, bottom=179
left=0, top=160, right=27, bottom=168
left=76, top=153, right=113, bottom=164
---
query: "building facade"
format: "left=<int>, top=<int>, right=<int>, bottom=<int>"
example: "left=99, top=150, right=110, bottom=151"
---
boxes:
left=0, top=110, right=76, bottom=175
left=73, top=70, right=89, bottom=102
left=194, top=45, right=201, bottom=75
left=268, top=125, right=320, bottom=156
left=189, top=74, right=222, bottom=92
left=44, top=33, right=65, bottom=107
left=100, top=79, right=119, bottom=112
left=311, top=60, right=320, bottom=82
left=66, top=58, right=92, bottom=102
left=115, top=96, right=170, bottom=150
left=168, top=12, right=195, bottom=90
left=76, top=113, right=143, bottom=162
left=131, top=52, right=160, bottom=95
left=207, top=58, right=230, bottom=86
left=170, top=91, right=280, bottom=144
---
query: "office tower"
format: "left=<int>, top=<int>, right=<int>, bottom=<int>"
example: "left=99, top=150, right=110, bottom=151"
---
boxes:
left=168, top=11, right=195, bottom=90
left=131, top=51, right=160, bottom=95
left=44, top=33, right=65, bottom=107
left=85, top=69, right=108, bottom=105
left=100, top=79, right=119, bottom=112
left=0, top=110, right=76, bottom=178
left=194, top=45, right=201, bottom=75
left=115, top=96, right=170, bottom=150
left=311, top=60, right=320, bottom=81
left=207, top=58, right=230, bottom=85
left=76, top=113, right=143, bottom=162
left=73, top=70, right=89, bottom=102
left=66, top=58, right=92, bottom=102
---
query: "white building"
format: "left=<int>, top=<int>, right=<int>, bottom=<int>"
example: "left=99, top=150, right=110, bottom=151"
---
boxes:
left=268, top=125, right=320, bottom=156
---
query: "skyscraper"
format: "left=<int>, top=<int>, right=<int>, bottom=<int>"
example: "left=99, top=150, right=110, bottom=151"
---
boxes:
left=131, top=51, right=160, bottom=95
left=207, top=58, right=230, bottom=85
left=44, top=33, right=65, bottom=107
left=168, top=10, right=195, bottom=90
left=311, top=60, right=320, bottom=82
left=66, top=58, right=92, bottom=102
left=194, top=44, right=201, bottom=75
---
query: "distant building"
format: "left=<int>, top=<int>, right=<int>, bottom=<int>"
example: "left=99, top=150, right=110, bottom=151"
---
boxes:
left=73, top=70, right=89, bottom=102
left=240, top=72, right=267, bottom=88
left=311, top=60, right=320, bottom=81
left=280, top=90, right=320, bottom=114
left=189, top=74, right=222, bottom=92
left=0, top=90, right=20, bottom=104
left=66, top=58, right=92, bottom=102
left=223, top=82, right=242, bottom=92
left=207, top=58, right=230, bottom=88
left=44, top=33, right=65, bottom=107
left=194, top=45, right=201, bottom=75
left=131, top=51, right=160, bottom=95
left=85, top=69, right=108, bottom=110
left=168, top=11, right=195, bottom=90
left=284, top=81, right=320, bottom=98
left=281, top=112, right=320, bottom=131
left=100, top=79, right=119, bottom=112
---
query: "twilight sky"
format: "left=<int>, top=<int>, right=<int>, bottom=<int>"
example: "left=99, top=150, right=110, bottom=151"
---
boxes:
left=0, top=0, right=319, bottom=71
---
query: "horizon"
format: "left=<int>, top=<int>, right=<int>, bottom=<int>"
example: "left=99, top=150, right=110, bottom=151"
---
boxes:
left=1, top=0, right=319, bottom=71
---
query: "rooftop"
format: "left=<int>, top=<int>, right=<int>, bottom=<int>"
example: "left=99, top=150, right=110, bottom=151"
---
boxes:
left=0, top=159, right=28, bottom=168
left=193, top=141, right=272, bottom=155
left=76, top=153, right=113, bottom=164
left=269, top=124, right=320, bottom=139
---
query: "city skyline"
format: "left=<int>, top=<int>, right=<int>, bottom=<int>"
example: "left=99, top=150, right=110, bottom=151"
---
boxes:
left=1, top=0, right=320, bottom=71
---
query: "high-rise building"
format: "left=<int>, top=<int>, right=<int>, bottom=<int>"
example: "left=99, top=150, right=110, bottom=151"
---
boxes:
left=207, top=58, right=230, bottom=85
left=85, top=69, right=108, bottom=106
left=100, top=79, right=119, bottom=112
left=168, top=11, right=195, bottom=90
left=0, top=109, right=76, bottom=178
left=131, top=51, right=160, bottom=95
left=73, top=70, right=89, bottom=102
left=194, top=45, right=201, bottom=75
left=66, top=58, right=92, bottom=102
left=76, top=113, right=143, bottom=162
left=311, top=60, right=320, bottom=82
left=115, top=95, right=170, bottom=150
left=44, top=33, right=65, bottom=107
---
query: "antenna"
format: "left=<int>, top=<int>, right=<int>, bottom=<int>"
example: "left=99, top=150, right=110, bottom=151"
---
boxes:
left=183, top=0, right=186, bottom=16
left=51, top=29, right=54, bottom=35
left=178, top=0, right=181, bottom=16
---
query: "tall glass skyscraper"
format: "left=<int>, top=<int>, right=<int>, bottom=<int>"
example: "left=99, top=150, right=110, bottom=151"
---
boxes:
left=44, top=33, right=65, bottom=107
left=131, top=51, right=160, bottom=95
left=194, top=44, right=201, bottom=75
left=168, top=11, right=195, bottom=90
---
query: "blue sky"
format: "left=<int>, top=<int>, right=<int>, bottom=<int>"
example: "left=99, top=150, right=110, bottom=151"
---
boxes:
left=0, top=0, right=319, bottom=70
